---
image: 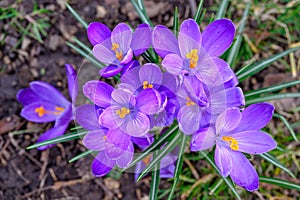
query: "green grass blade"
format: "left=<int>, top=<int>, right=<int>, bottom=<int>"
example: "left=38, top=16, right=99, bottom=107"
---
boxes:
left=236, top=47, right=300, bottom=82
left=193, top=0, right=204, bottom=25
left=68, top=150, right=94, bottom=163
left=245, top=80, right=300, bottom=98
left=215, top=0, right=229, bottom=19
left=200, top=151, right=242, bottom=200
left=273, top=113, right=298, bottom=142
left=260, top=153, right=296, bottom=178
left=168, top=134, right=188, bottom=200
left=26, top=131, right=87, bottom=149
left=173, top=7, right=178, bottom=36
left=122, top=123, right=179, bottom=171
left=66, top=3, right=88, bottom=29
left=130, top=0, right=153, bottom=26
left=149, top=149, right=160, bottom=200
left=259, top=177, right=300, bottom=191
left=71, top=36, right=93, bottom=54
left=245, top=93, right=300, bottom=105
left=137, top=132, right=181, bottom=181
left=227, top=2, right=250, bottom=68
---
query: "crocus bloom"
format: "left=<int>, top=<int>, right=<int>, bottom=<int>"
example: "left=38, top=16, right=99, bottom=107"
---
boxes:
left=153, top=18, right=235, bottom=85
left=87, top=22, right=151, bottom=77
left=17, top=64, right=77, bottom=150
left=190, top=103, right=277, bottom=191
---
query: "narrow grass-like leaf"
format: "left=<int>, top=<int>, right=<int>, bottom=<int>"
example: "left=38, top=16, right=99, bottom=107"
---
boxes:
left=260, top=153, right=296, bottom=178
left=26, top=131, right=87, bottom=149
left=71, top=36, right=93, bottom=55
left=245, top=80, right=300, bottom=98
left=245, top=93, right=300, bottom=105
left=168, top=134, right=188, bottom=200
left=149, top=149, right=160, bottom=200
left=199, top=151, right=242, bottom=200
left=68, top=150, right=94, bottom=163
left=122, top=123, right=179, bottom=171
left=273, top=113, right=298, bottom=142
left=130, top=0, right=153, bottom=26
left=227, top=2, right=250, bottom=68
left=66, top=3, right=88, bottom=29
left=137, top=132, right=181, bottom=181
left=215, top=0, right=229, bottom=19
left=236, top=47, right=300, bottom=82
left=193, top=0, right=204, bottom=25
left=173, top=7, right=178, bottom=36
left=259, top=177, right=300, bottom=191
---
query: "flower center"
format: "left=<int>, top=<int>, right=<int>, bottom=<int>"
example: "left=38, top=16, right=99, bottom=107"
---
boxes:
left=111, top=43, right=123, bottom=61
left=185, top=96, right=196, bottom=106
left=186, top=49, right=199, bottom=69
left=116, top=107, right=130, bottom=118
left=34, top=106, right=65, bottom=117
left=143, top=81, right=153, bottom=89
left=103, top=135, right=107, bottom=141
left=221, top=136, right=239, bottom=151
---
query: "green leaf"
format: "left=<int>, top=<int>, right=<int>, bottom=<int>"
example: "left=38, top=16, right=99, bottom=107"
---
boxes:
left=245, top=93, right=300, bottom=105
left=149, top=149, right=160, bottom=200
left=26, top=131, right=87, bottom=149
left=273, top=113, right=298, bottom=142
left=245, top=80, right=300, bottom=98
left=259, top=177, right=300, bottom=191
left=137, top=131, right=181, bottom=181
left=168, top=134, right=188, bottom=200
left=227, top=2, right=250, bottom=68
left=199, top=151, right=242, bottom=200
left=215, top=0, right=229, bottom=19
left=130, top=0, right=153, bottom=26
left=236, top=47, right=300, bottom=82
left=260, top=153, right=296, bottom=178
left=173, top=7, right=178, bottom=36
left=122, top=123, right=179, bottom=171
left=71, top=36, right=93, bottom=55
left=193, top=0, right=204, bottom=25
left=68, top=150, right=94, bottom=163
left=66, top=3, right=88, bottom=29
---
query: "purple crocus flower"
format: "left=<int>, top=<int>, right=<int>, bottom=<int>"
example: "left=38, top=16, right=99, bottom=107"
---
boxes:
left=87, top=22, right=151, bottom=78
left=17, top=64, right=77, bottom=150
left=190, top=103, right=277, bottom=191
left=152, top=18, right=235, bottom=85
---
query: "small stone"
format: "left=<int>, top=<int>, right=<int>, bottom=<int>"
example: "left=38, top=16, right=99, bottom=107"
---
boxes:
left=3, top=56, right=10, bottom=64
left=56, top=0, right=66, bottom=10
left=48, top=35, right=60, bottom=51
left=21, top=37, right=31, bottom=50
left=30, top=57, right=39, bottom=67
left=96, top=5, right=107, bottom=18
left=30, top=68, right=39, bottom=78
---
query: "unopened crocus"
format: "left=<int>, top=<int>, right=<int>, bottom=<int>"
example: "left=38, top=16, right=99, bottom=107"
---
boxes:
left=87, top=22, right=151, bottom=77
left=190, top=103, right=277, bottom=191
left=17, top=64, right=77, bottom=150
left=153, top=18, right=235, bottom=85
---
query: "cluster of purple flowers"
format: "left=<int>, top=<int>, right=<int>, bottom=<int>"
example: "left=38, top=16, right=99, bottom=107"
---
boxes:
left=18, top=18, right=277, bottom=191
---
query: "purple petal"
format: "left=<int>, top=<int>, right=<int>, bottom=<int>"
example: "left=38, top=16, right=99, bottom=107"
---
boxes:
left=82, top=80, right=113, bottom=108
left=178, top=19, right=201, bottom=57
left=111, top=23, right=132, bottom=54
left=120, top=60, right=140, bottom=77
left=99, top=64, right=123, bottom=78
left=124, top=112, right=150, bottom=137
left=234, top=103, right=274, bottom=132
left=160, top=164, right=175, bottom=178
left=105, top=128, right=131, bottom=159
left=131, top=23, right=151, bottom=56
left=136, top=89, right=162, bottom=115
left=216, top=108, right=241, bottom=134
left=162, top=54, right=184, bottom=76
left=54, top=103, right=72, bottom=127
left=120, top=48, right=133, bottom=64
left=99, top=106, right=123, bottom=130
left=120, top=66, right=141, bottom=89
left=190, top=128, right=216, bottom=151
left=202, top=19, right=235, bottom=57
left=83, top=130, right=106, bottom=151
left=75, top=104, right=100, bottom=130
left=17, top=88, right=39, bottom=106
left=93, top=43, right=117, bottom=64
left=21, top=102, right=61, bottom=123
left=178, top=105, right=201, bottom=135
left=214, top=144, right=232, bottom=177
left=92, top=151, right=116, bottom=177
left=229, top=130, right=276, bottom=154
left=111, top=89, right=135, bottom=107
left=65, top=64, right=78, bottom=101
left=161, top=72, right=178, bottom=94
left=30, top=81, right=69, bottom=107
left=116, top=141, right=134, bottom=168
left=212, top=57, right=238, bottom=88
left=36, top=125, right=68, bottom=150
left=229, top=151, right=259, bottom=191
left=152, top=25, right=180, bottom=58
left=87, top=22, right=111, bottom=46
left=131, top=134, right=153, bottom=148
left=139, top=64, right=163, bottom=87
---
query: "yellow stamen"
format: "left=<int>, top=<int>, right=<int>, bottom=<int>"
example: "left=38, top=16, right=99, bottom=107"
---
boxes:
left=185, top=96, right=196, bottom=106
left=103, top=135, right=107, bottom=141
left=34, top=106, right=65, bottom=117
left=116, top=107, right=130, bottom=118
left=222, top=136, right=239, bottom=151
left=186, top=49, right=199, bottom=69
left=143, top=81, right=153, bottom=89
left=111, top=42, right=123, bottom=61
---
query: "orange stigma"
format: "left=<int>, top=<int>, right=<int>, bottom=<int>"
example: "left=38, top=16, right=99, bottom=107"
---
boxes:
left=185, top=96, right=196, bottom=106
left=186, top=49, right=199, bottom=69
left=34, top=106, right=65, bottom=117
